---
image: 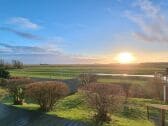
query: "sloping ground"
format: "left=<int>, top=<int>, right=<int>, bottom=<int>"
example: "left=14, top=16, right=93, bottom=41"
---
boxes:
left=31, top=78, right=80, bottom=93
left=0, top=103, right=88, bottom=126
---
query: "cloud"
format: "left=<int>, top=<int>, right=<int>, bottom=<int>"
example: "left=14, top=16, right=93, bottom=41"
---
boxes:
left=1, top=53, right=101, bottom=64
left=0, top=43, right=59, bottom=54
left=134, top=0, right=159, bottom=17
left=0, top=27, right=64, bottom=43
left=8, top=17, right=40, bottom=29
left=0, top=43, right=100, bottom=64
left=0, top=27, right=43, bottom=41
left=125, top=0, right=168, bottom=43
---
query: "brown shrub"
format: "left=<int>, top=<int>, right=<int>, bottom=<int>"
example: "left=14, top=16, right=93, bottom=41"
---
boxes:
left=146, top=73, right=164, bottom=100
left=26, top=81, right=69, bottom=112
left=78, top=73, right=98, bottom=86
left=0, top=78, right=8, bottom=87
left=80, top=83, right=123, bottom=124
left=9, top=76, right=28, bottom=79
left=130, top=84, right=145, bottom=98
left=120, top=83, right=132, bottom=104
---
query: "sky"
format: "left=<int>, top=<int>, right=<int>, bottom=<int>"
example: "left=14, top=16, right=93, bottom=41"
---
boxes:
left=0, top=0, right=168, bottom=64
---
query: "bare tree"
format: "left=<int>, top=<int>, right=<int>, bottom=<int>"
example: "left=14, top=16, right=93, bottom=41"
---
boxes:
left=26, top=81, right=69, bottom=112
left=130, top=84, right=145, bottom=98
left=4, top=62, right=12, bottom=69
left=80, top=83, right=123, bottom=124
left=120, top=83, right=132, bottom=104
left=0, top=59, right=5, bottom=68
left=78, top=73, right=98, bottom=86
left=148, top=73, right=164, bottom=100
left=12, top=60, right=23, bottom=69
left=0, top=59, right=12, bottom=69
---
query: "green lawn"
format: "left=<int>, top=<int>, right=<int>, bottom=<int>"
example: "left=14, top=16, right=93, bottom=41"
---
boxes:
left=9, top=63, right=168, bottom=79
left=98, top=77, right=149, bottom=85
left=0, top=87, right=155, bottom=126
left=3, top=63, right=168, bottom=125
left=51, top=94, right=155, bottom=126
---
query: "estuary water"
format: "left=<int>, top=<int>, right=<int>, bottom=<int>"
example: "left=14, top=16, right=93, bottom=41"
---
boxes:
left=96, top=73, right=154, bottom=78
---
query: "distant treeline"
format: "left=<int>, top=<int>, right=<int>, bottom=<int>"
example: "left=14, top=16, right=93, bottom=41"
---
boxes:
left=0, top=59, right=23, bottom=69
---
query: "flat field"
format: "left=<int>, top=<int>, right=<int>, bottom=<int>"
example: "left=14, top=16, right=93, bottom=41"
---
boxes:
left=3, top=63, right=168, bottom=126
left=9, top=63, right=168, bottom=79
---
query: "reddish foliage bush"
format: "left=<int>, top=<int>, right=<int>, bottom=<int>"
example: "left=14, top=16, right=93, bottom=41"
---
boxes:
left=119, top=83, right=132, bottom=103
left=26, top=81, right=69, bottom=112
left=78, top=73, right=98, bottom=86
left=80, top=83, right=123, bottom=123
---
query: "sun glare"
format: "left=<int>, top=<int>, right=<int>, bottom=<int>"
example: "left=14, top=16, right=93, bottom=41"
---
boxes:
left=117, top=52, right=135, bottom=64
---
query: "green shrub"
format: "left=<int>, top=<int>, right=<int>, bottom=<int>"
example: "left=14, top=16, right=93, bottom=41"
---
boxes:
left=0, top=68, right=10, bottom=79
left=6, top=78, right=34, bottom=105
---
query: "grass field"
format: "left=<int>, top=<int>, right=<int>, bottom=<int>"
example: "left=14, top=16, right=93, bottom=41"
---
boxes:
left=9, top=63, right=168, bottom=79
left=3, top=63, right=168, bottom=125
left=0, top=88, right=156, bottom=126
left=9, top=64, right=160, bottom=88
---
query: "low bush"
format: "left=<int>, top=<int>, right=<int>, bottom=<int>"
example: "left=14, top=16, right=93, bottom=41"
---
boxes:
left=26, top=81, right=69, bottom=112
left=120, top=83, right=132, bottom=104
left=6, top=78, right=34, bottom=105
left=78, top=73, right=98, bottom=86
left=0, top=78, right=8, bottom=87
left=0, top=68, right=10, bottom=79
left=80, top=83, right=123, bottom=124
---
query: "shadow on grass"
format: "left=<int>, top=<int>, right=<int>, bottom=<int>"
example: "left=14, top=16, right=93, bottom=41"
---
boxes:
left=0, top=103, right=89, bottom=126
left=120, top=106, right=146, bottom=119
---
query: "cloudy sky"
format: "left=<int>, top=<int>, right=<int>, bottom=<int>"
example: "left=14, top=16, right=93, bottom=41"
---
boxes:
left=0, top=0, right=168, bottom=64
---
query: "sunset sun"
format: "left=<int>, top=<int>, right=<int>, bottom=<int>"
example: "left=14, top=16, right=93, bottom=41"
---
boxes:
left=117, top=52, right=135, bottom=64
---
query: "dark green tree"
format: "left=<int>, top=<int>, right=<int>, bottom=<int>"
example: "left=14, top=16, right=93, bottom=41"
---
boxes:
left=0, top=68, right=10, bottom=79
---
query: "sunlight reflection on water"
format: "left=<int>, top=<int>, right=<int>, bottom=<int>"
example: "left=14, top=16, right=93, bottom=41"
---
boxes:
left=96, top=73, right=154, bottom=78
